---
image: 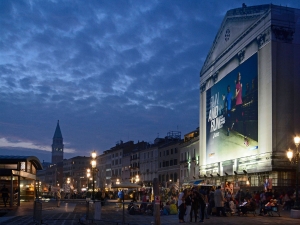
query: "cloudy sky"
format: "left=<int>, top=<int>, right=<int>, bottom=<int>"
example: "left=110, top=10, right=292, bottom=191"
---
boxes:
left=1, top=0, right=300, bottom=162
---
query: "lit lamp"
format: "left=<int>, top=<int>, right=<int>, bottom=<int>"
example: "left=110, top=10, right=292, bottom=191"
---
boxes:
left=116, top=179, right=120, bottom=185
left=86, top=169, right=91, bottom=190
left=91, top=151, right=97, bottom=201
left=135, top=175, right=140, bottom=183
left=286, top=136, right=300, bottom=209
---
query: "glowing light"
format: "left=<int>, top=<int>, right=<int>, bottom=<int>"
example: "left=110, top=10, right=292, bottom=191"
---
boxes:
left=287, top=148, right=293, bottom=161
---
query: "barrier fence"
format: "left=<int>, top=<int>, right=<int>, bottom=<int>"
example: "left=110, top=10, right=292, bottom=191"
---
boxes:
left=32, top=199, right=138, bottom=225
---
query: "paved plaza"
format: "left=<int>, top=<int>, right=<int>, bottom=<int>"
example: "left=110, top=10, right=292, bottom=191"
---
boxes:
left=0, top=200, right=299, bottom=225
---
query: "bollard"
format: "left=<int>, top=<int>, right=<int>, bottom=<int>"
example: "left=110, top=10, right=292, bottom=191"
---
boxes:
left=153, top=178, right=160, bottom=225
left=33, top=200, right=42, bottom=225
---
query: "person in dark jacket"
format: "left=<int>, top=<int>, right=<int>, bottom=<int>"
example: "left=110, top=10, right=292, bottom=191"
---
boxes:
left=190, top=189, right=200, bottom=222
left=1, top=185, right=9, bottom=207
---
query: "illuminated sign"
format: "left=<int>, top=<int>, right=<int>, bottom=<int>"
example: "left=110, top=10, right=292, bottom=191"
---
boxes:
left=206, top=54, right=258, bottom=164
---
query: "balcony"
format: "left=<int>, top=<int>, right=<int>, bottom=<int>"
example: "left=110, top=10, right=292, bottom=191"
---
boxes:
left=130, top=157, right=140, bottom=161
left=180, top=159, right=188, bottom=164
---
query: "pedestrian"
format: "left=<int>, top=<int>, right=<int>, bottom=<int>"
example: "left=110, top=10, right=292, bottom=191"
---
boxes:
left=207, top=187, right=215, bottom=216
left=214, top=186, right=227, bottom=216
left=1, top=185, right=9, bottom=207
left=56, top=190, right=61, bottom=207
left=198, top=187, right=208, bottom=223
left=178, top=189, right=187, bottom=223
left=190, top=189, right=199, bottom=222
left=184, top=190, right=192, bottom=222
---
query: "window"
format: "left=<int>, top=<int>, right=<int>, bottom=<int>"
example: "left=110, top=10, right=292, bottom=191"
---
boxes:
left=170, top=173, right=173, bottom=181
left=112, top=154, right=114, bottom=158
left=144, top=153, right=146, bottom=159
left=163, top=161, right=165, bottom=167
left=163, top=151, right=165, bottom=156
left=116, top=153, right=118, bottom=157
left=166, top=150, right=169, bottom=155
left=159, top=175, right=161, bottom=182
left=160, top=152, right=161, bottom=157
left=166, top=161, right=169, bottom=167
left=175, top=148, right=178, bottom=153
left=151, top=151, right=153, bottom=157
left=119, top=159, right=121, bottom=164
left=170, top=160, right=173, bottom=166
left=174, top=173, right=178, bottom=182
left=171, top=149, right=173, bottom=154
left=174, top=159, right=177, bottom=165
left=159, top=162, right=161, bottom=168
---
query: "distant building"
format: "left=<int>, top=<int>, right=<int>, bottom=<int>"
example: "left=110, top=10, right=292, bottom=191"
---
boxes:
left=179, top=128, right=200, bottom=185
left=157, top=131, right=181, bottom=189
left=52, top=120, right=64, bottom=164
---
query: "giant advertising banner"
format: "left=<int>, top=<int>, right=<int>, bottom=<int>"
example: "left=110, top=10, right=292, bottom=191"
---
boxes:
left=206, top=53, right=258, bottom=164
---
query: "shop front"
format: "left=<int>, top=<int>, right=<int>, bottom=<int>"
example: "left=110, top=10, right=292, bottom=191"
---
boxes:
left=0, top=155, right=43, bottom=207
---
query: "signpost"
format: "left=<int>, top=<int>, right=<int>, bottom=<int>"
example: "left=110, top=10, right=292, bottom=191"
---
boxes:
left=153, top=178, right=160, bottom=225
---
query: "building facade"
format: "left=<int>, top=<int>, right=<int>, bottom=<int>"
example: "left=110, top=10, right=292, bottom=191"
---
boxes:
left=157, top=132, right=181, bottom=189
left=179, top=129, right=200, bottom=185
left=199, top=4, right=300, bottom=189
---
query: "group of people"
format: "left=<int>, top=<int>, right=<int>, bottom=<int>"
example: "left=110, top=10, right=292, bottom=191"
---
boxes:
left=177, top=186, right=210, bottom=223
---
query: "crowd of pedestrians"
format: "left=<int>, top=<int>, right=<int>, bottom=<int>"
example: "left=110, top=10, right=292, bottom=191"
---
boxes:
left=175, top=186, right=299, bottom=223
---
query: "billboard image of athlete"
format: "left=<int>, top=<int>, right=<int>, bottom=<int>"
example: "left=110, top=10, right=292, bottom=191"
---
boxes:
left=206, top=54, right=258, bottom=164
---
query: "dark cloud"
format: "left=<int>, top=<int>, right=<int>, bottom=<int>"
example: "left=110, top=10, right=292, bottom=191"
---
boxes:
left=1, top=0, right=300, bottom=161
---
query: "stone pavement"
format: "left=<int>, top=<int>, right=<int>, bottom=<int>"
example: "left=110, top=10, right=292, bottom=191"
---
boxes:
left=0, top=200, right=299, bottom=225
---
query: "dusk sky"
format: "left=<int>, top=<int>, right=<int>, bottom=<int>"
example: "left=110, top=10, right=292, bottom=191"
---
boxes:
left=1, top=0, right=300, bottom=163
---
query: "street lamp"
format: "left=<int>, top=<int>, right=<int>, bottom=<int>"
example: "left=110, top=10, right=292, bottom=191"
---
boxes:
left=91, top=151, right=97, bottom=201
left=86, top=169, right=91, bottom=190
left=287, top=136, right=300, bottom=209
left=135, top=175, right=140, bottom=183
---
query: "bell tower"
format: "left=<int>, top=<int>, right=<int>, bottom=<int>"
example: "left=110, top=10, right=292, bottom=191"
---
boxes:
left=52, top=120, right=64, bottom=164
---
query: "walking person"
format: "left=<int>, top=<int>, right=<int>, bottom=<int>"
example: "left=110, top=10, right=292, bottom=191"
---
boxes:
left=190, top=189, right=200, bottom=222
left=198, top=187, right=208, bottom=223
left=207, top=187, right=215, bottom=216
left=56, top=190, right=61, bottom=207
left=178, top=189, right=187, bottom=223
left=1, top=185, right=9, bottom=207
left=184, top=190, right=192, bottom=222
left=214, top=186, right=227, bottom=216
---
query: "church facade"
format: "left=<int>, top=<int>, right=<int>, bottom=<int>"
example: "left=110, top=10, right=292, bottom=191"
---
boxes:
left=199, top=4, right=300, bottom=189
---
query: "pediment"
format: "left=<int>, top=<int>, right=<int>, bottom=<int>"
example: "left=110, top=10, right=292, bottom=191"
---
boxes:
left=201, top=5, right=271, bottom=76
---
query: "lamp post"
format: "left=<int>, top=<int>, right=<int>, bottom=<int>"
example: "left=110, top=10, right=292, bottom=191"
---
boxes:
left=91, top=151, right=97, bottom=201
left=86, top=169, right=91, bottom=191
left=135, top=175, right=140, bottom=183
left=287, top=136, right=300, bottom=209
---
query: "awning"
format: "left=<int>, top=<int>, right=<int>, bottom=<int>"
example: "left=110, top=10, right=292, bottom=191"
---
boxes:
left=193, top=180, right=204, bottom=185
left=111, top=182, right=141, bottom=189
